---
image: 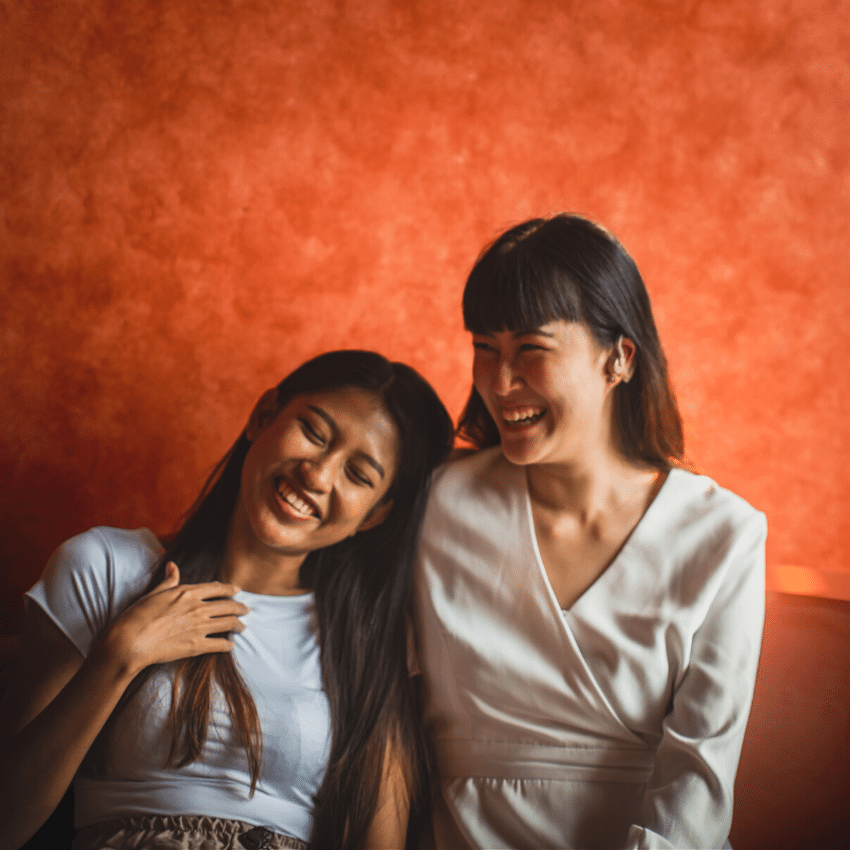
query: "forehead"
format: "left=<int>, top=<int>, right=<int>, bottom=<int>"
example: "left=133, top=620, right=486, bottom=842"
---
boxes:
left=287, top=387, right=399, bottom=453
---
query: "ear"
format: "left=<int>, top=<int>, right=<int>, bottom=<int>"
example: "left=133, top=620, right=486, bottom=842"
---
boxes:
left=246, top=389, right=280, bottom=440
left=606, top=336, right=637, bottom=384
left=356, top=499, right=394, bottom=533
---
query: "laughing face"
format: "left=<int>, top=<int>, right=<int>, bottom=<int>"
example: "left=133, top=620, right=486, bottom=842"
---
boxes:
left=472, top=320, right=615, bottom=467
left=233, top=386, right=400, bottom=564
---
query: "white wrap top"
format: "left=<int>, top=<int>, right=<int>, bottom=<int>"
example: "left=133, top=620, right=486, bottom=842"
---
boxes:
left=414, top=448, right=766, bottom=849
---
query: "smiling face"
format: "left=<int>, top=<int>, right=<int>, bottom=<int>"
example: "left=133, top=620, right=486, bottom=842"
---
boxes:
left=233, top=386, right=400, bottom=565
left=472, top=320, right=617, bottom=467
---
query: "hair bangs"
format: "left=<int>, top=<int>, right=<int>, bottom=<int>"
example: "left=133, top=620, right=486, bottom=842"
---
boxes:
left=463, top=237, right=583, bottom=335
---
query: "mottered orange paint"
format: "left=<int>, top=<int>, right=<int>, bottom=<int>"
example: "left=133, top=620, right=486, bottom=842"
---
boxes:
left=2, top=6, right=848, bottom=617
left=2, top=5, right=849, bottom=846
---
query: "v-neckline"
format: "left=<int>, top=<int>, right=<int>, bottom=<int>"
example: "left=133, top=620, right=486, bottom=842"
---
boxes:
left=521, top=466, right=678, bottom=616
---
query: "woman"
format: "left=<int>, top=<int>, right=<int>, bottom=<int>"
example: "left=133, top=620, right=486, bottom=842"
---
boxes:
left=414, top=216, right=767, bottom=849
left=1, top=350, right=453, bottom=850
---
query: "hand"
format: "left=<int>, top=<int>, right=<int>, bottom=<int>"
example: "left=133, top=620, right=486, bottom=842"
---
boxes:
left=95, top=562, right=249, bottom=679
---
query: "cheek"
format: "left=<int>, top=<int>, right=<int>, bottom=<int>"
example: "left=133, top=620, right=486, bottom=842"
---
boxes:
left=277, top=421, right=311, bottom=454
left=240, top=443, right=262, bottom=494
left=337, top=492, right=381, bottom=531
left=275, top=425, right=325, bottom=469
left=472, top=355, right=495, bottom=393
left=523, top=361, right=557, bottom=399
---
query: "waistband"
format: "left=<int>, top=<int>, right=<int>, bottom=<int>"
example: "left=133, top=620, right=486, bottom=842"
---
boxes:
left=435, top=738, right=656, bottom=783
left=72, top=815, right=307, bottom=850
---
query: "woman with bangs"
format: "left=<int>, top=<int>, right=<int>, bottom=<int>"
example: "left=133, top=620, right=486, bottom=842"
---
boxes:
left=413, top=215, right=766, bottom=849
left=1, top=350, right=453, bottom=850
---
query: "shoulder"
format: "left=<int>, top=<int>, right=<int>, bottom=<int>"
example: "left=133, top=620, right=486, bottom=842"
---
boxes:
left=430, top=446, right=515, bottom=500
left=426, top=446, right=524, bottom=526
left=420, top=447, right=527, bottom=563
left=28, top=527, right=162, bottom=656
left=43, top=527, right=162, bottom=583
left=662, top=469, right=767, bottom=545
left=35, top=527, right=162, bottom=621
left=648, top=470, right=767, bottom=600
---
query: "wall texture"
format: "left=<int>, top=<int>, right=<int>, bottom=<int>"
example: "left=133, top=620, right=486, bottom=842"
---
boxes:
left=2, top=1, right=848, bottom=621
left=2, top=2, right=848, bottom=847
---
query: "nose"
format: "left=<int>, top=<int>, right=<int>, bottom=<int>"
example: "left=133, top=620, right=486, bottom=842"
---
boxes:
left=298, top=453, right=339, bottom=493
left=491, top=355, right=522, bottom=397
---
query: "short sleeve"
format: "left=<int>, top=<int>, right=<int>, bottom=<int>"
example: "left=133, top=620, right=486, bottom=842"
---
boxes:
left=26, top=527, right=161, bottom=658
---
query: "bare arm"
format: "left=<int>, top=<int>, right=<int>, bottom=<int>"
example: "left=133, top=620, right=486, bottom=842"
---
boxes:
left=0, top=563, right=248, bottom=850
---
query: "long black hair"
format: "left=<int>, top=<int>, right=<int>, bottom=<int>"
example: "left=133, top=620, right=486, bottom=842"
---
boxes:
left=458, top=214, right=685, bottom=469
left=89, top=350, right=453, bottom=850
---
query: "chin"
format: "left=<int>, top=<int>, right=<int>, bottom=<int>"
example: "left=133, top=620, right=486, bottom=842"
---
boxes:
left=499, top=439, right=542, bottom=467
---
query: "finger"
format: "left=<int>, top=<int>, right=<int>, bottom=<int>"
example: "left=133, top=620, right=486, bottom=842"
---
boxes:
left=178, top=613, right=246, bottom=637
left=188, top=581, right=242, bottom=600
left=152, top=561, right=180, bottom=592
left=165, top=561, right=179, bottom=583
left=200, top=637, right=236, bottom=654
left=204, top=616, right=247, bottom=633
left=202, top=599, right=251, bottom=618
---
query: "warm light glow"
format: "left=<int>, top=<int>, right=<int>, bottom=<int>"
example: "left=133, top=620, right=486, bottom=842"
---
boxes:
left=768, top=565, right=850, bottom=601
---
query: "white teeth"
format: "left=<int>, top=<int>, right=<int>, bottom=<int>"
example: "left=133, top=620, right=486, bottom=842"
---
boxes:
left=502, top=407, right=545, bottom=424
left=277, top=480, right=318, bottom=518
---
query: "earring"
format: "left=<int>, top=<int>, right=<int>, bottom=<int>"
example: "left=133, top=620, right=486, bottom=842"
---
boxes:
left=609, top=356, right=623, bottom=384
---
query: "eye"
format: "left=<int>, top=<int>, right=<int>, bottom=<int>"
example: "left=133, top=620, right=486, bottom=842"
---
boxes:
left=299, top=418, right=326, bottom=445
left=519, top=343, right=548, bottom=352
left=346, top=463, right=374, bottom=488
left=472, top=340, right=497, bottom=354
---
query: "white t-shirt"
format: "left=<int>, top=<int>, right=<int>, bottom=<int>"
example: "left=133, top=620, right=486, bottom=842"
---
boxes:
left=27, top=526, right=331, bottom=841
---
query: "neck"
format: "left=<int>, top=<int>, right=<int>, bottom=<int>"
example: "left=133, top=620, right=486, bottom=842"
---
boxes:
left=222, top=514, right=309, bottom=596
left=526, top=444, right=660, bottom=522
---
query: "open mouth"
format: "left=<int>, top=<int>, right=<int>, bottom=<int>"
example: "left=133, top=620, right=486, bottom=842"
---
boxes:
left=275, top=476, right=321, bottom=519
left=501, top=406, right=546, bottom=427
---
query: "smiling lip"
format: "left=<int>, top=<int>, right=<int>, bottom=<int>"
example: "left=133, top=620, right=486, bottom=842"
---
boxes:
left=500, top=405, right=546, bottom=427
left=274, top=476, right=321, bottom=520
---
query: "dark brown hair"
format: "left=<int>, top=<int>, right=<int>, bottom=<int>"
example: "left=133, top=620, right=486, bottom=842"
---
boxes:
left=458, top=214, right=685, bottom=469
left=88, top=350, right=453, bottom=850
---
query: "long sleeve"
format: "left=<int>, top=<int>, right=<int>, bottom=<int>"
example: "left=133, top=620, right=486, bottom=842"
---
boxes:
left=626, top=511, right=767, bottom=850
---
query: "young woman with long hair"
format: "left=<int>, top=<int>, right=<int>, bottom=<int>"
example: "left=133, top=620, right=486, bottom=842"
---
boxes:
left=1, top=350, right=453, bottom=850
left=413, top=215, right=767, bottom=849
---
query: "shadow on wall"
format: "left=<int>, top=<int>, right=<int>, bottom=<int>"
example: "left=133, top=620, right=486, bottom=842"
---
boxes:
left=731, top=592, right=850, bottom=850
left=0, top=453, right=141, bottom=638
left=1, top=423, right=205, bottom=636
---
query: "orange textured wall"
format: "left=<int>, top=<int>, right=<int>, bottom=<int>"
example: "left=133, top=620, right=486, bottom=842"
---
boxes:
left=2, top=0, right=849, bottom=633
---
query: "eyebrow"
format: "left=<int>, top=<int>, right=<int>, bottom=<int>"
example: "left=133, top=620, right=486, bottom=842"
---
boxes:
left=513, top=328, right=555, bottom=339
left=307, top=404, right=386, bottom=479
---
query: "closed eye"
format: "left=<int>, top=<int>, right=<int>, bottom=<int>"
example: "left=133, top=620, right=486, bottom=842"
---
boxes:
left=299, top=418, right=326, bottom=445
left=472, top=341, right=497, bottom=353
left=346, top=464, right=374, bottom=487
left=519, top=343, right=548, bottom=352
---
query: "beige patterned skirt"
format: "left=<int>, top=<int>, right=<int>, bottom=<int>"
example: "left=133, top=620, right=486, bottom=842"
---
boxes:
left=72, top=815, right=307, bottom=850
